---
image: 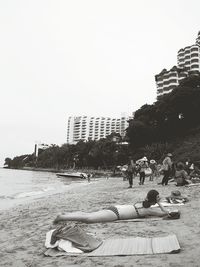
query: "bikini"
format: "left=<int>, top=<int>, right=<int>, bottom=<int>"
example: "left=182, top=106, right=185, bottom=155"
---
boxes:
left=106, top=202, right=144, bottom=219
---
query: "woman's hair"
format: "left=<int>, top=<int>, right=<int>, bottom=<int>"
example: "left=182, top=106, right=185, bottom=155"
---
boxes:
left=142, top=200, right=151, bottom=208
left=143, top=190, right=159, bottom=208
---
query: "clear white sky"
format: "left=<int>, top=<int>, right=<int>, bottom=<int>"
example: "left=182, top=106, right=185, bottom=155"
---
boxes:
left=0, top=0, right=200, bottom=166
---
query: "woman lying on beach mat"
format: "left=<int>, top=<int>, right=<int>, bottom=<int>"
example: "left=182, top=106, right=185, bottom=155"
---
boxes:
left=53, top=190, right=180, bottom=224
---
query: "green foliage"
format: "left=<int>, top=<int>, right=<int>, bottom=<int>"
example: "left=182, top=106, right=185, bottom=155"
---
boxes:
left=8, top=154, right=30, bottom=169
left=127, top=74, right=200, bottom=148
left=6, top=133, right=129, bottom=170
left=4, top=157, right=12, bottom=168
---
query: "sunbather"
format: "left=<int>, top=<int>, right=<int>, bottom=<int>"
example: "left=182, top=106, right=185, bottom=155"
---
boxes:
left=53, top=190, right=179, bottom=224
left=174, top=162, right=190, bottom=186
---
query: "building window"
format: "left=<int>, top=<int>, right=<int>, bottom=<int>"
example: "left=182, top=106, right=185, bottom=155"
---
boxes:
left=191, top=58, right=199, bottom=63
left=191, top=53, right=199, bottom=57
left=191, top=47, right=199, bottom=52
left=191, top=64, right=199, bottom=69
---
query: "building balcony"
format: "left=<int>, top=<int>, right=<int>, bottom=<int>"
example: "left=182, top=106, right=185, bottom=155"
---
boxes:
left=191, top=46, right=199, bottom=52
left=191, top=64, right=200, bottom=69
left=190, top=53, right=199, bottom=57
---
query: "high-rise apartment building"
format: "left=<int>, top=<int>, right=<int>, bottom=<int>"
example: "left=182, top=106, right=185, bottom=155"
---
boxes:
left=155, top=31, right=200, bottom=99
left=66, top=115, right=130, bottom=144
left=155, top=66, right=188, bottom=98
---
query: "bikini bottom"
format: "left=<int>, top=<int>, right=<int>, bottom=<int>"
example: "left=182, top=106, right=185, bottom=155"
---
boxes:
left=104, top=206, right=120, bottom=219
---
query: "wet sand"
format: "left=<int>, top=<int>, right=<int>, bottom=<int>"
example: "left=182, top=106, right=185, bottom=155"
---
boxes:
left=0, top=176, right=200, bottom=267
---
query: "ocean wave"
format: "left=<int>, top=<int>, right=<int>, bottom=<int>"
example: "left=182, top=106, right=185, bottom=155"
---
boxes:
left=14, top=187, right=55, bottom=198
left=0, top=195, right=15, bottom=200
left=0, top=195, right=7, bottom=199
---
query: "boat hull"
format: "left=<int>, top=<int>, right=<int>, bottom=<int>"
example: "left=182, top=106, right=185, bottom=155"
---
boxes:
left=56, top=172, right=87, bottom=179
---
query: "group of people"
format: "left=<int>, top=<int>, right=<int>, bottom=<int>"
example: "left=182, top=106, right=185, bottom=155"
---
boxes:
left=161, top=154, right=200, bottom=186
left=125, top=157, right=159, bottom=188
left=52, top=153, right=200, bottom=225
left=123, top=153, right=200, bottom=188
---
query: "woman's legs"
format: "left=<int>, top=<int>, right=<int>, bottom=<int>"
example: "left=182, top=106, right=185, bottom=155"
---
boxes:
left=139, top=173, right=142, bottom=185
left=128, top=172, right=133, bottom=188
left=149, top=170, right=155, bottom=181
left=162, top=170, right=170, bottom=185
left=139, top=172, right=145, bottom=185
left=54, top=210, right=118, bottom=224
left=141, top=172, right=145, bottom=184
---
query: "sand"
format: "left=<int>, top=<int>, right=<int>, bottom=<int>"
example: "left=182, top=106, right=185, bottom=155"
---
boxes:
left=0, top=176, right=200, bottom=267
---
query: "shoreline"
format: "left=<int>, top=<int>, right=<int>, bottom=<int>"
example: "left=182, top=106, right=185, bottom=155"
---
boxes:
left=1, top=177, right=200, bottom=266
left=0, top=177, right=95, bottom=212
left=3, top=166, right=114, bottom=177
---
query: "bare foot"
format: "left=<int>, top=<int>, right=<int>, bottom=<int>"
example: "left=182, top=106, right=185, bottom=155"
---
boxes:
left=53, top=215, right=62, bottom=224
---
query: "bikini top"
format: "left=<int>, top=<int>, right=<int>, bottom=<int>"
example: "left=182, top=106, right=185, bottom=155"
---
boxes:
left=134, top=202, right=144, bottom=217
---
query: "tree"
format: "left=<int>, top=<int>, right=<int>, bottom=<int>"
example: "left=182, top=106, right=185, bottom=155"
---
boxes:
left=4, top=157, right=12, bottom=168
left=126, top=74, right=200, bottom=147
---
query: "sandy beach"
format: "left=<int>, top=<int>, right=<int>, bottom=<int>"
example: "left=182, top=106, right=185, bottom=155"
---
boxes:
left=1, top=176, right=200, bottom=267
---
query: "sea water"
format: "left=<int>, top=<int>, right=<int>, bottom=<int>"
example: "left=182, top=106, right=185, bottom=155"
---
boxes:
left=0, top=168, right=87, bottom=210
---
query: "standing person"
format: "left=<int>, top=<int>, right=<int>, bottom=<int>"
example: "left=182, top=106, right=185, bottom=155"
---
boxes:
left=161, top=153, right=173, bottom=186
left=135, top=163, right=141, bottom=176
left=149, top=159, right=157, bottom=181
left=87, top=173, right=93, bottom=182
left=138, top=157, right=148, bottom=185
left=127, top=160, right=134, bottom=188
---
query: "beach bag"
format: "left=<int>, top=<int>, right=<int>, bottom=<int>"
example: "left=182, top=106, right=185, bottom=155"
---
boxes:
left=163, top=211, right=180, bottom=220
left=162, top=164, right=169, bottom=171
left=145, top=167, right=152, bottom=176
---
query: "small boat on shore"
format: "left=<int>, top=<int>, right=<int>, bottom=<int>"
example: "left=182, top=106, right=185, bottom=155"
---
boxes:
left=56, top=172, right=88, bottom=179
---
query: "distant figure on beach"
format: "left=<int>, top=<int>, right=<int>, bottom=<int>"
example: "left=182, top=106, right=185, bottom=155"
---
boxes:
left=161, top=153, right=173, bottom=186
left=174, top=162, right=190, bottom=186
left=53, top=190, right=180, bottom=224
left=190, top=161, right=200, bottom=178
left=87, top=173, right=93, bottom=182
left=126, top=159, right=135, bottom=188
left=120, top=165, right=128, bottom=181
left=138, top=157, right=148, bottom=185
left=149, top=159, right=157, bottom=181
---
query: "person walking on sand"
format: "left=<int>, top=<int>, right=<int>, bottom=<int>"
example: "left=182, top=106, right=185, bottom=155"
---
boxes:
left=127, top=159, right=135, bottom=188
left=138, top=157, right=148, bottom=185
left=161, top=153, right=173, bottom=186
left=149, top=159, right=157, bottom=181
left=53, top=189, right=180, bottom=224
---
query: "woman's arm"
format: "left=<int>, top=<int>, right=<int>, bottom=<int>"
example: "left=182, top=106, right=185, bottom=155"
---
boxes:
left=156, top=195, right=169, bottom=214
left=157, top=202, right=168, bottom=214
left=143, top=196, right=169, bottom=217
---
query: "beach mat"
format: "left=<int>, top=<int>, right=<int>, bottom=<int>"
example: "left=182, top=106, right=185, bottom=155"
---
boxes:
left=88, top=234, right=180, bottom=256
left=152, top=202, right=184, bottom=207
left=44, top=234, right=180, bottom=257
left=113, top=218, right=162, bottom=223
left=186, top=183, right=200, bottom=187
